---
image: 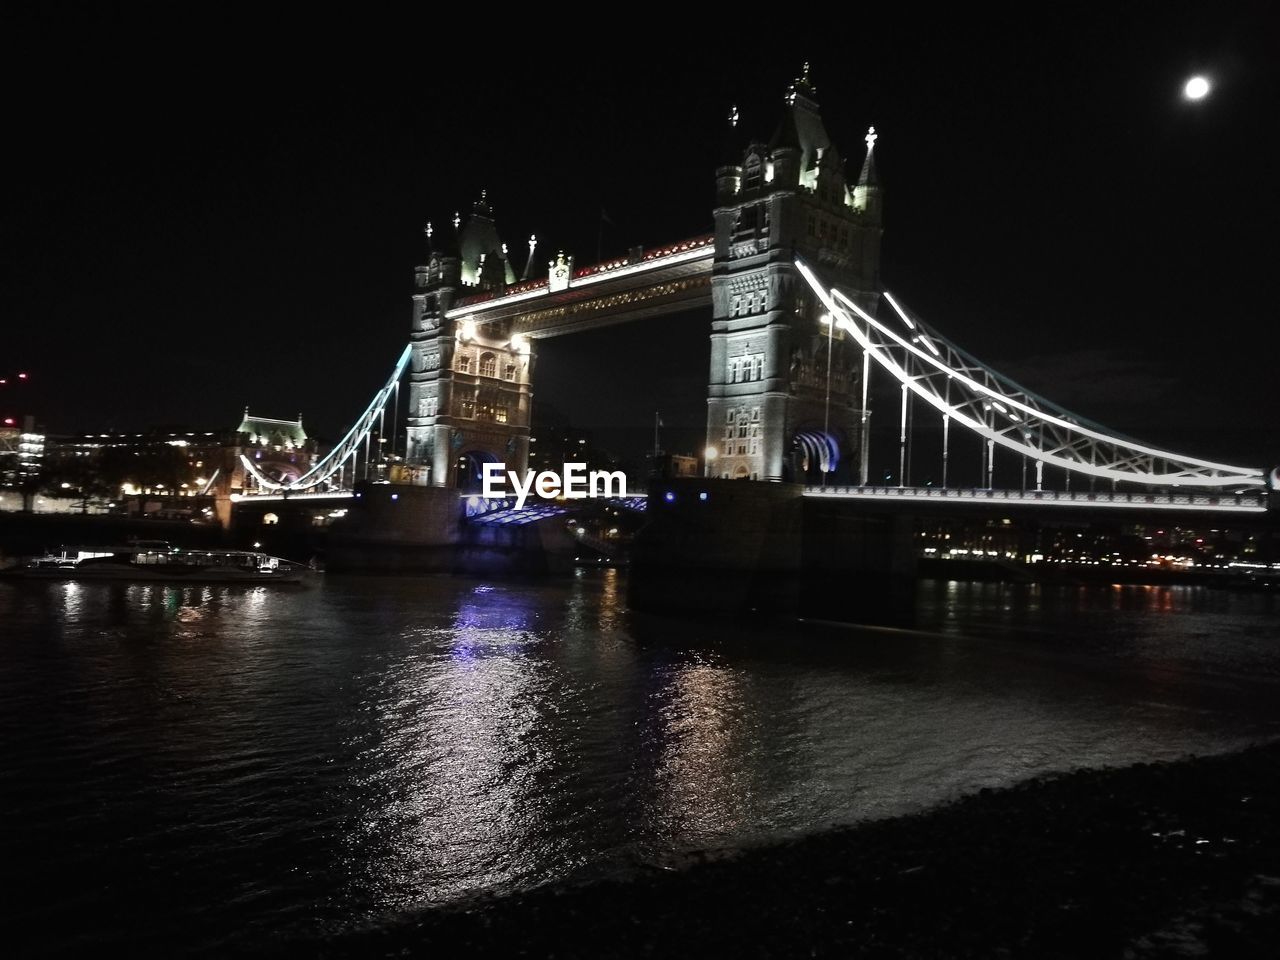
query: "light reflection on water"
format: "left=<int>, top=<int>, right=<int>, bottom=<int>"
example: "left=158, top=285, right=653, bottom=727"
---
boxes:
left=1, top=575, right=1278, bottom=955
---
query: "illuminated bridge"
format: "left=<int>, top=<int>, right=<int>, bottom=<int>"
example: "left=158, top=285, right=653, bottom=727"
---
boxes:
left=233, top=64, right=1275, bottom=523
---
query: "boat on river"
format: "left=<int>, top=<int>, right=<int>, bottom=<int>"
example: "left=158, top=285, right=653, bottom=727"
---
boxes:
left=8, top=541, right=310, bottom=584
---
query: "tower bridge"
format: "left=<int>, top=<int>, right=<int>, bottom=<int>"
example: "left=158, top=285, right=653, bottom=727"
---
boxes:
left=237, top=65, right=1275, bottom=531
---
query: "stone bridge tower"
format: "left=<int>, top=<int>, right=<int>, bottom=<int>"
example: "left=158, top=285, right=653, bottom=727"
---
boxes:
left=707, top=65, right=882, bottom=482
left=404, top=195, right=533, bottom=489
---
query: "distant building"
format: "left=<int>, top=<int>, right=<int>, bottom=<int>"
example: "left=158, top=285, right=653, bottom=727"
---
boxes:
left=38, top=412, right=321, bottom=517
left=231, top=409, right=319, bottom=493
left=0, top=415, right=44, bottom=490
left=646, top=452, right=699, bottom=480
left=527, top=403, right=616, bottom=476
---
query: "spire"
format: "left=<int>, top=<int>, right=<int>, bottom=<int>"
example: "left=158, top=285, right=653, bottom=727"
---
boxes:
left=458, top=192, right=514, bottom=287
left=857, top=126, right=879, bottom=187
left=852, top=126, right=882, bottom=220
left=719, top=103, right=747, bottom=166
left=771, top=63, right=830, bottom=186
left=521, top=234, right=538, bottom=281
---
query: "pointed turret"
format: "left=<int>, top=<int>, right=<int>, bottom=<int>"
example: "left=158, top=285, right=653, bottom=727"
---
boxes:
left=521, top=234, right=538, bottom=281
left=770, top=62, right=832, bottom=191
left=852, top=126, right=882, bottom=221
left=458, top=190, right=516, bottom=289
left=856, top=126, right=879, bottom=188
left=716, top=103, right=748, bottom=203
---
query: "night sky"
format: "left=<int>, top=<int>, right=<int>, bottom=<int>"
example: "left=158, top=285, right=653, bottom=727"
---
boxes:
left=4, top=8, right=1277, bottom=473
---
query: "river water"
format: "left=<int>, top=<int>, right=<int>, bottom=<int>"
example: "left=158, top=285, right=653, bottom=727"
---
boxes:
left=3, top=572, right=1278, bottom=955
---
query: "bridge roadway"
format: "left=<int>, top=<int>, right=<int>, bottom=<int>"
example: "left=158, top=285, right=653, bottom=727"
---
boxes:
left=237, top=485, right=1271, bottom=518
left=446, top=236, right=714, bottom=338
left=803, top=484, right=1273, bottom=519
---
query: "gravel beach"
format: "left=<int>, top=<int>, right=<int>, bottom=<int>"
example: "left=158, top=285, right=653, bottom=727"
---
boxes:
left=275, top=739, right=1280, bottom=958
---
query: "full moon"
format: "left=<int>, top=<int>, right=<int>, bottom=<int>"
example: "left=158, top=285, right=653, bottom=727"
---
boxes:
left=1184, top=76, right=1210, bottom=100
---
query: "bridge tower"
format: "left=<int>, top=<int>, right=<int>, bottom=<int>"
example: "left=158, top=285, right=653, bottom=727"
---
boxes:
left=404, top=195, right=533, bottom=489
left=707, top=65, right=882, bottom=482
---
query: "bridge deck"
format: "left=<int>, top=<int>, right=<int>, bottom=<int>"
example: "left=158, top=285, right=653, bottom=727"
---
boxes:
left=446, top=236, right=714, bottom=337
left=803, top=485, right=1269, bottom=514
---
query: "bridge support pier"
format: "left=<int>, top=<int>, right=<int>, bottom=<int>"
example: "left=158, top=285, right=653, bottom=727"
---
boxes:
left=628, top=479, right=917, bottom=624
left=629, top=479, right=804, bottom=616
left=800, top=501, right=917, bottom=625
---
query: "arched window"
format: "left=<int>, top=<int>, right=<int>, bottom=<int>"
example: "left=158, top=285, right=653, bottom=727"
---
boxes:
left=476, top=388, right=507, bottom=423
left=479, top=353, right=496, bottom=378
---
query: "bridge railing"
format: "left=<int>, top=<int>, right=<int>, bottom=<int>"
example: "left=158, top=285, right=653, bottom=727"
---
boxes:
left=803, top=485, right=1269, bottom=512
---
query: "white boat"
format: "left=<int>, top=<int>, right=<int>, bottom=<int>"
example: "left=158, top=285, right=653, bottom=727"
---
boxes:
left=10, top=541, right=310, bottom=584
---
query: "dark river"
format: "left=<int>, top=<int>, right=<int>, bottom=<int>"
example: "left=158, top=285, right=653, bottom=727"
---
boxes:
left=3, top=572, right=1278, bottom=956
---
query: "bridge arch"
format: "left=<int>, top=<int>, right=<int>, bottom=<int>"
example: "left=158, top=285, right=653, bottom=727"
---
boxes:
left=790, top=429, right=842, bottom=484
left=453, top=449, right=502, bottom=492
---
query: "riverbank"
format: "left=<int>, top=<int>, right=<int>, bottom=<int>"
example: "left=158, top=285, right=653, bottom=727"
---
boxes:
left=279, top=740, right=1280, bottom=958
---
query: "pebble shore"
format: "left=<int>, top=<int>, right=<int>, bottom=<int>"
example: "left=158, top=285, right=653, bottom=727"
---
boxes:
left=280, top=741, right=1280, bottom=958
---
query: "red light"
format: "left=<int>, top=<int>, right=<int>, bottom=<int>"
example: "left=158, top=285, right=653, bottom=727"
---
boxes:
left=3, top=418, right=14, bottom=426
left=17, top=373, right=28, bottom=379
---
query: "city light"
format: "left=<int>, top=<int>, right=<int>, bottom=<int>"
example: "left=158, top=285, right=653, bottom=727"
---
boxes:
left=1184, top=76, right=1210, bottom=100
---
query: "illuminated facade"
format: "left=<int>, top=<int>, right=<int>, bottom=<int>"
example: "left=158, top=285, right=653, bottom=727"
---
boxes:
left=250, top=69, right=1271, bottom=499
left=405, top=196, right=533, bottom=489
left=404, top=68, right=879, bottom=490
left=708, top=64, right=881, bottom=482
left=0, top=416, right=44, bottom=489
left=231, top=410, right=319, bottom=492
